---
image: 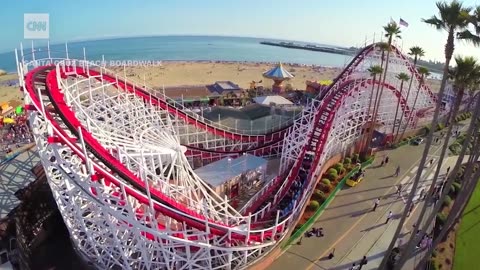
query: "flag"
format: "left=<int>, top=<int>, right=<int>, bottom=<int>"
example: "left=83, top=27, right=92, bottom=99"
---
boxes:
left=399, top=18, right=409, bottom=27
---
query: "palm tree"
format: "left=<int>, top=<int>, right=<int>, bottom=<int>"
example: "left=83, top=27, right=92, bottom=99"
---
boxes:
left=394, top=46, right=425, bottom=140
left=381, top=2, right=478, bottom=269
left=367, top=23, right=401, bottom=152
left=362, top=65, right=383, bottom=153
left=398, top=67, right=431, bottom=140
left=425, top=93, right=480, bottom=265
left=392, top=72, right=410, bottom=135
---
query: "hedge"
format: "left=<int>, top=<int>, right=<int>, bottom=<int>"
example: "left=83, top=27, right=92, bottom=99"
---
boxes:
left=343, top=157, right=352, bottom=165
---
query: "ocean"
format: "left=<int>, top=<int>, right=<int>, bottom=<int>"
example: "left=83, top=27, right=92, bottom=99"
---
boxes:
left=0, top=36, right=354, bottom=73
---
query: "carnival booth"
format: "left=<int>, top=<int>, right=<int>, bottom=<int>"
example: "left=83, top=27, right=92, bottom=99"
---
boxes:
left=194, top=154, right=267, bottom=201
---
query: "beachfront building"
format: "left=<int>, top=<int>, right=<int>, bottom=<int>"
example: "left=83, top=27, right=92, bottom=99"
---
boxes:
left=160, top=81, right=245, bottom=107
left=262, top=63, right=294, bottom=93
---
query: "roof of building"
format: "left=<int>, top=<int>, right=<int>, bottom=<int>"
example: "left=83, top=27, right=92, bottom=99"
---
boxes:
left=194, top=154, right=267, bottom=188
left=263, top=63, right=294, bottom=80
left=159, top=81, right=243, bottom=100
left=203, top=103, right=271, bottom=121
left=253, top=95, right=293, bottom=106
left=207, top=81, right=242, bottom=94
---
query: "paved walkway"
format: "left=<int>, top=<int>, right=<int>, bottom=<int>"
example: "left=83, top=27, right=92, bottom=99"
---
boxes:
left=268, top=123, right=468, bottom=270
left=0, top=148, right=40, bottom=219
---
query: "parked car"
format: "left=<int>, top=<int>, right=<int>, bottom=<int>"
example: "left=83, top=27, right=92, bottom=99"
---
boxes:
left=411, top=137, right=424, bottom=145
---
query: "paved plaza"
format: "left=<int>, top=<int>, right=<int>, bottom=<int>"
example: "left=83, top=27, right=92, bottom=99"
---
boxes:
left=268, top=124, right=468, bottom=270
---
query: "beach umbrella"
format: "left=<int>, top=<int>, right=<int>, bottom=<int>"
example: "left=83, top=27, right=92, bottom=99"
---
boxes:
left=3, top=118, right=15, bottom=124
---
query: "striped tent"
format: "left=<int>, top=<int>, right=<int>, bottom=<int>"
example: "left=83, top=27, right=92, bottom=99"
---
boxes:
left=262, top=63, right=294, bottom=80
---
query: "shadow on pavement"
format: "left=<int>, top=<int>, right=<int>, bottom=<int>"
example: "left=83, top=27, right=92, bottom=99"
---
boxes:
left=283, top=250, right=328, bottom=270
left=338, top=185, right=392, bottom=195
left=327, top=250, right=386, bottom=270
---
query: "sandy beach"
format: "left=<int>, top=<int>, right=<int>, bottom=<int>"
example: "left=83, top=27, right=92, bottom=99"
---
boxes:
left=108, top=61, right=340, bottom=90
left=0, top=61, right=441, bottom=105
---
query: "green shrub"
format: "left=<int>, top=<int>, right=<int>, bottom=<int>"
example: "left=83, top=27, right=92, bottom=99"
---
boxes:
left=452, top=182, right=461, bottom=194
left=321, top=178, right=331, bottom=186
left=312, top=190, right=325, bottom=201
left=318, top=183, right=332, bottom=193
left=436, top=123, right=445, bottom=131
left=312, top=190, right=328, bottom=204
left=443, top=195, right=453, bottom=207
left=333, top=163, right=344, bottom=172
left=308, top=200, right=320, bottom=211
left=340, top=167, right=346, bottom=174
left=352, top=153, right=359, bottom=163
left=343, top=157, right=352, bottom=165
left=327, top=172, right=338, bottom=181
left=436, top=213, right=447, bottom=225
left=327, top=168, right=338, bottom=175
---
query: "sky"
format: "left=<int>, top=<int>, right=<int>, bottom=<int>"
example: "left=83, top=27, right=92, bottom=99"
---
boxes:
left=2, top=0, right=480, bottom=61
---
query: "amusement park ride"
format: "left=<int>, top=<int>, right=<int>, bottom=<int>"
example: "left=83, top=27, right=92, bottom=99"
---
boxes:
left=16, top=41, right=438, bottom=270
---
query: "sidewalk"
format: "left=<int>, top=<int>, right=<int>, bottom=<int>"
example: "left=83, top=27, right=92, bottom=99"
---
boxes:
left=267, top=128, right=464, bottom=270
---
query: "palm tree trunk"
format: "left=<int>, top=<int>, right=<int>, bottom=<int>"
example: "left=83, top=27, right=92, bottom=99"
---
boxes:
left=392, top=81, right=404, bottom=135
left=362, top=75, right=377, bottom=153
left=399, top=76, right=424, bottom=141
left=394, top=88, right=466, bottom=269
left=413, top=93, right=480, bottom=270
left=395, top=58, right=418, bottom=141
left=368, top=40, right=393, bottom=148
left=365, top=50, right=386, bottom=151
left=380, top=30, right=455, bottom=270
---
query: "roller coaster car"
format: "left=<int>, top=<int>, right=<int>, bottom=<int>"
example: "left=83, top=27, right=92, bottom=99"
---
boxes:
left=346, top=171, right=364, bottom=187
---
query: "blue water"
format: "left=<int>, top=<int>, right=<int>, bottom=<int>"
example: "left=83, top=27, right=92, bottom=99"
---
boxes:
left=0, top=36, right=353, bottom=73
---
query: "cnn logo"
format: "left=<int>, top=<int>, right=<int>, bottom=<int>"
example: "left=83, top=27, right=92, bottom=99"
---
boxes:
left=24, top=13, right=49, bottom=39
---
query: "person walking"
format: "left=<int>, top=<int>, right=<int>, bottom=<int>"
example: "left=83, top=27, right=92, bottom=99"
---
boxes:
left=385, top=156, right=389, bottom=165
left=372, top=198, right=380, bottom=212
left=419, top=189, right=425, bottom=201
left=328, top=248, right=335, bottom=259
left=446, top=166, right=451, bottom=175
left=349, top=263, right=358, bottom=270
left=385, top=211, right=393, bottom=224
left=396, top=184, right=402, bottom=196
left=407, top=203, right=415, bottom=217
left=394, top=166, right=400, bottom=177
left=358, top=256, right=368, bottom=270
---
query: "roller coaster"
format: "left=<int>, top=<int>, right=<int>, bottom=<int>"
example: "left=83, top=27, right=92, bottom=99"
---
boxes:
left=17, top=41, right=437, bottom=269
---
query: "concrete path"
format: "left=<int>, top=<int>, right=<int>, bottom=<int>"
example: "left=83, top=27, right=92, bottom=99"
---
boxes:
left=0, top=148, right=40, bottom=219
left=268, top=122, right=468, bottom=270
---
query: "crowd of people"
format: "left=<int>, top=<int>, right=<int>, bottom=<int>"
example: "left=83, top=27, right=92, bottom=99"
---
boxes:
left=0, top=113, right=32, bottom=157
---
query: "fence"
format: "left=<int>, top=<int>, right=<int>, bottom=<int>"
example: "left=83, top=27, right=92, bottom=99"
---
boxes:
left=281, top=156, right=375, bottom=249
